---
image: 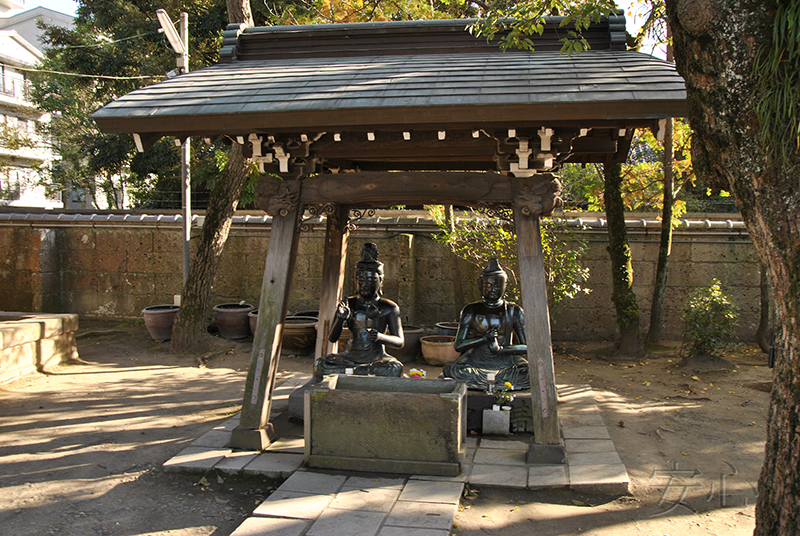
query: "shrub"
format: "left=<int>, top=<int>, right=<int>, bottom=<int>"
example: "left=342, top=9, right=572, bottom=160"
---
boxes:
left=680, top=279, right=739, bottom=357
left=429, top=206, right=590, bottom=313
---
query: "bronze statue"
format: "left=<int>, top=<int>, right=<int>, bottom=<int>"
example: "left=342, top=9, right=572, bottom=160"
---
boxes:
left=442, top=259, right=530, bottom=390
left=313, top=243, right=404, bottom=381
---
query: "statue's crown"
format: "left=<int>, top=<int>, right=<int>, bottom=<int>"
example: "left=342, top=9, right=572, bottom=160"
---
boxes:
left=356, top=242, right=383, bottom=274
left=480, top=258, right=506, bottom=278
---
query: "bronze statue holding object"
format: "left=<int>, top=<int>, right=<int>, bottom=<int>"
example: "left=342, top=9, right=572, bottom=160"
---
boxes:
left=443, top=259, right=530, bottom=391
left=313, top=243, right=404, bottom=381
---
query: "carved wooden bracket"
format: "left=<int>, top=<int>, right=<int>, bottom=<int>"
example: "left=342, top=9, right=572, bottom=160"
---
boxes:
left=513, top=176, right=563, bottom=217
left=254, top=177, right=300, bottom=217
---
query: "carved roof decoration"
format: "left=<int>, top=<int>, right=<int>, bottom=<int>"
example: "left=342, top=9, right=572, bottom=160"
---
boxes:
left=92, top=14, right=687, bottom=175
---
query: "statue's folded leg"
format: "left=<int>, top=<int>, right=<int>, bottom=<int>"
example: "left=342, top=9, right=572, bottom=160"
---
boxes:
left=365, top=357, right=403, bottom=378
left=314, top=354, right=403, bottom=381
left=313, top=354, right=352, bottom=381
left=495, top=364, right=531, bottom=390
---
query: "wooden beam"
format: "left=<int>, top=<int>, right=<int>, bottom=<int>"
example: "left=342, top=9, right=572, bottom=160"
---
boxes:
left=315, top=205, right=350, bottom=357
left=231, top=180, right=303, bottom=450
left=513, top=207, right=561, bottom=445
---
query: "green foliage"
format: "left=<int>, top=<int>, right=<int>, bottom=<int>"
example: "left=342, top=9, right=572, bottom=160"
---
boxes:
left=680, top=278, right=739, bottom=357
left=467, top=0, right=618, bottom=55
left=753, top=0, right=800, bottom=171
left=429, top=206, right=590, bottom=312
left=559, top=121, right=700, bottom=222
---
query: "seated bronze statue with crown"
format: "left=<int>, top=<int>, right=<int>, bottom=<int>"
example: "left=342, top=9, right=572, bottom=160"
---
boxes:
left=442, top=259, right=530, bottom=391
left=313, top=243, right=405, bottom=381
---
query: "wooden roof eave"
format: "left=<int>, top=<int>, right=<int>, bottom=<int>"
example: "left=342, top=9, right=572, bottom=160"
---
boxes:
left=93, top=100, right=687, bottom=142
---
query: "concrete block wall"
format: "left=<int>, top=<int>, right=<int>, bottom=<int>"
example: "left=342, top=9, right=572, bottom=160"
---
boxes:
left=0, top=212, right=762, bottom=343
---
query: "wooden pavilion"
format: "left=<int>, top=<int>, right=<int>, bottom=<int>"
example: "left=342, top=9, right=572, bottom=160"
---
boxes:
left=93, top=14, right=687, bottom=456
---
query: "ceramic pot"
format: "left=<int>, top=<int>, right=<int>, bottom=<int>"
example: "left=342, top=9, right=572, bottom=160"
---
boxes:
left=420, top=335, right=460, bottom=366
left=248, top=312, right=319, bottom=353
left=387, top=325, right=425, bottom=363
left=435, top=321, right=459, bottom=336
left=248, top=309, right=259, bottom=335
left=213, top=303, right=254, bottom=340
left=281, top=316, right=319, bottom=354
left=142, top=305, right=179, bottom=341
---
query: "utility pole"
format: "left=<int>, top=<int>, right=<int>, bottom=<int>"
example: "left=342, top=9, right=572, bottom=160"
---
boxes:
left=157, top=9, right=191, bottom=286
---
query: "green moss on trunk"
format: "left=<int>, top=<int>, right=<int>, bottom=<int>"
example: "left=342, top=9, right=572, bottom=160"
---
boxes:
left=603, top=162, right=644, bottom=357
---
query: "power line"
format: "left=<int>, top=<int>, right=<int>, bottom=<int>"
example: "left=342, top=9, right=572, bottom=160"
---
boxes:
left=56, top=31, right=162, bottom=49
left=1, top=62, right=164, bottom=81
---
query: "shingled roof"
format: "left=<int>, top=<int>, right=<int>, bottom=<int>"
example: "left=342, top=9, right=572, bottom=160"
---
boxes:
left=92, top=15, right=687, bottom=172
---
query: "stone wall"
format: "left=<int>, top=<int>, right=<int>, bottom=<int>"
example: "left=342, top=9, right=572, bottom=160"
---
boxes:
left=0, top=211, right=761, bottom=343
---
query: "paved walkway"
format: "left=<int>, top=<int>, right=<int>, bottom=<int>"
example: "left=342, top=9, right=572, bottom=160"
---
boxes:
left=163, top=376, right=629, bottom=535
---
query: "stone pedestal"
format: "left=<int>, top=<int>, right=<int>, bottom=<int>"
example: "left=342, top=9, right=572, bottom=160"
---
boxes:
left=305, top=375, right=466, bottom=476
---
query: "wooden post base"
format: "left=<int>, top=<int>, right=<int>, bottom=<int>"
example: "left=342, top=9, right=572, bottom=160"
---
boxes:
left=230, top=424, right=276, bottom=451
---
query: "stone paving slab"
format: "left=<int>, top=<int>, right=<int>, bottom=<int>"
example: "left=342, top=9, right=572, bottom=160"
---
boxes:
left=472, top=448, right=527, bottom=466
left=478, top=439, right=529, bottom=450
left=384, top=500, right=459, bottom=531
left=278, top=471, right=348, bottom=495
left=266, top=437, right=305, bottom=454
left=253, top=490, right=333, bottom=519
left=568, top=451, right=623, bottom=466
left=307, top=508, right=387, bottom=536
left=163, top=447, right=231, bottom=472
left=212, top=415, right=240, bottom=432
left=568, top=463, right=630, bottom=495
left=398, top=480, right=464, bottom=504
left=561, top=425, right=612, bottom=440
left=328, top=487, right=401, bottom=512
left=378, top=528, right=451, bottom=536
left=558, top=411, right=605, bottom=428
left=565, top=438, right=616, bottom=453
left=528, top=464, right=569, bottom=489
left=214, top=451, right=260, bottom=474
left=243, top=452, right=304, bottom=478
left=231, top=516, right=310, bottom=536
left=191, top=429, right=233, bottom=448
left=469, top=464, right=528, bottom=488
left=409, top=468, right=471, bottom=483
left=342, top=476, right=405, bottom=490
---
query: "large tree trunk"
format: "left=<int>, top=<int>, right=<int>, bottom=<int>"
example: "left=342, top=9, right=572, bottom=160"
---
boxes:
left=169, top=1, right=254, bottom=353
left=645, top=118, right=674, bottom=345
left=667, top=0, right=800, bottom=533
left=170, top=144, right=250, bottom=353
left=604, top=162, right=644, bottom=357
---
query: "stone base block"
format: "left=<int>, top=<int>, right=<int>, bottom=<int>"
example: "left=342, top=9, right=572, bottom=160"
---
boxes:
left=526, top=441, right=566, bottom=465
left=481, top=408, right=510, bottom=436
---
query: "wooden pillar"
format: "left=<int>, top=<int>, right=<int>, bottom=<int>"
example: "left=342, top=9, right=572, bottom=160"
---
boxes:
left=231, top=181, right=303, bottom=450
left=315, top=205, right=350, bottom=357
left=514, top=208, right=561, bottom=447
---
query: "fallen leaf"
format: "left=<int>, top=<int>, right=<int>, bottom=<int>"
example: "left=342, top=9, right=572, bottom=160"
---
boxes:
left=691, top=376, right=701, bottom=381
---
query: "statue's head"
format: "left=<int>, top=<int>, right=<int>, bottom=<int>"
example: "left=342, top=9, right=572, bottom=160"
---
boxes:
left=356, top=242, right=383, bottom=297
left=478, top=258, right=507, bottom=304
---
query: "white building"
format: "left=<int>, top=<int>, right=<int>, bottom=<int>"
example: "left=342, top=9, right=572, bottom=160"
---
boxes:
left=0, top=2, right=74, bottom=209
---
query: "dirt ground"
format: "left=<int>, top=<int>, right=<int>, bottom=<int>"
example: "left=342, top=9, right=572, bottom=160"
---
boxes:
left=0, top=318, right=772, bottom=536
